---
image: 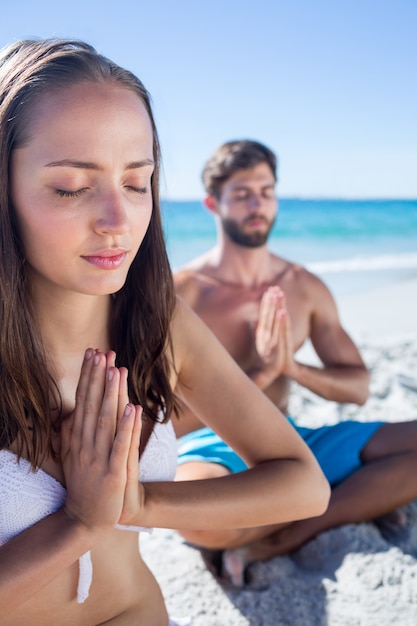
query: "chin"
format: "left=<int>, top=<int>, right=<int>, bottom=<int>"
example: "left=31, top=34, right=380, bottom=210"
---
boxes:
left=82, top=277, right=128, bottom=297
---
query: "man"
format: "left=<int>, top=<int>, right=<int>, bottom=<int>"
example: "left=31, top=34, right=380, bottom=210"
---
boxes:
left=173, top=140, right=417, bottom=585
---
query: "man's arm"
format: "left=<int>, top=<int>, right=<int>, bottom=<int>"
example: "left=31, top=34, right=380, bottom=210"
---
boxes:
left=294, top=275, right=370, bottom=404
left=174, top=268, right=369, bottom=408
left=249, top=280, right=369, bottom=405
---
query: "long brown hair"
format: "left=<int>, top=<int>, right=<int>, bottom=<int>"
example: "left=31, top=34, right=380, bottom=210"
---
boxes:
left=0, top=38, right=176, bottom=466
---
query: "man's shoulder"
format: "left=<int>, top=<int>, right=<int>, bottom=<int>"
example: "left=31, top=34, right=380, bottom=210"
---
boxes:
left=270, top=253, right=317, bottom=286
left=270, top=254, right=334, bottom=303
left=174, top=255, right=219, bottom=306
left=174, top=260, right=214, bottom=288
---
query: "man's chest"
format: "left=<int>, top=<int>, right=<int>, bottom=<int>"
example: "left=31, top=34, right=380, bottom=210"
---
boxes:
left=194, top=290, right=311, bottom=366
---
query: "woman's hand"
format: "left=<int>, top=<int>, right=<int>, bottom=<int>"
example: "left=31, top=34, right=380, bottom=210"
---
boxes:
left=61, top=349, right=143, bottom=535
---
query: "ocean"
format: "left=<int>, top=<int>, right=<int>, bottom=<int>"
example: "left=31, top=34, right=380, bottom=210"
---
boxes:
left=161, top=198, right=417, bottom=296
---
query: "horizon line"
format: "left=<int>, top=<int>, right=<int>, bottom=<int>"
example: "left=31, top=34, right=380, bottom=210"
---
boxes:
left=161, top=196, right=417, bottom=203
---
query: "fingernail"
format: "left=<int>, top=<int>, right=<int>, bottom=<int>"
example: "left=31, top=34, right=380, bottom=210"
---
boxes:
left=108, top=368, right=114, bottom=381
left=124, top=404, right=132, bottom=416
left=94, top=353, right=100, bottom=365
left=85, top=349, right=93, bottom=360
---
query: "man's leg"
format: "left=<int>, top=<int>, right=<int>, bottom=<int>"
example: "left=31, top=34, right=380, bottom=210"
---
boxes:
left=177, top=421, right=417, bottom=550
left=175, top=427, right=292, bottom=548
left=176, top=421, right=417, bottom=550
left=176, top=421, right=417, bottom=585
left=175, top=461, right=289, bottom=548
left=241, top=420, right=417, bottom=562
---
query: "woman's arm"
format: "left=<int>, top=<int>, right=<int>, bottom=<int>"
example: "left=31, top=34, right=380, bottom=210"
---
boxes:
left=0, top=350, right=141, bottom=617
left=0, top=510, right=97, bottom=615
left=126, top=299, right=330, bottom=531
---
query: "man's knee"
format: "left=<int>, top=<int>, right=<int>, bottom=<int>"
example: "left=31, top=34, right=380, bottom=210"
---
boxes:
left=175, top=461, right=231, bottom=481
left=361, top=421, right=417, bottom=463
left=177, top=527, right=244, bottom=549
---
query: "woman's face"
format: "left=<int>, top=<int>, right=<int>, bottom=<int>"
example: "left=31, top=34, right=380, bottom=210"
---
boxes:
left=10, top=81, right=155, bottom=298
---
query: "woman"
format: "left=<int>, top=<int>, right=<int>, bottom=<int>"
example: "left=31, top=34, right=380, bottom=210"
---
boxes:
left=0, top=38, right=329, bottom=625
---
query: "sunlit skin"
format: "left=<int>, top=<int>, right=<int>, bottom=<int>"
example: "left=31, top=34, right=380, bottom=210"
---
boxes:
left=174, top=157, right=417, bottom=585
left=2, top=82, right=330, bottom=625
left=11, top=83, right=154, bottom=304
left=5, top=82, right=170, bottom=626
left=205, top=163, right=277, bottom=248
left=174, top=162, right=369, bottom=427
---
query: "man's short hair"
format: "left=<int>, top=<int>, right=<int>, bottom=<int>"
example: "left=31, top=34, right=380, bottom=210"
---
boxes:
left=202, top=140, right=278, bottom=198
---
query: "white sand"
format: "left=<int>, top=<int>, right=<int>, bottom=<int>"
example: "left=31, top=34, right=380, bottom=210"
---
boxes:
left=142, top=277, right=417, bottom=626
left=338, top=276, right=417, bottom=343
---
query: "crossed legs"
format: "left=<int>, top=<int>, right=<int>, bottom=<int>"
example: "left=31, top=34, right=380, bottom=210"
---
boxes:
left=175, top=421, right=417, bottom=571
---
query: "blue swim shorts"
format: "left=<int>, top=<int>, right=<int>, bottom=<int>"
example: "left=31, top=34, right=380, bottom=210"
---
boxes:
left=177, top=418, right=384, bottom=486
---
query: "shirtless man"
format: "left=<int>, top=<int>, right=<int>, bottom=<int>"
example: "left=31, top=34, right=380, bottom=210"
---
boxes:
left=173, top=140, right=417, bottom=584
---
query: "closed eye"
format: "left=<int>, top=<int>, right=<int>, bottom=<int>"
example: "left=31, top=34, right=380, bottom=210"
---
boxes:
left=127, top=186, right=148, bottom=195
left=56, top=188, right=88, bottom=198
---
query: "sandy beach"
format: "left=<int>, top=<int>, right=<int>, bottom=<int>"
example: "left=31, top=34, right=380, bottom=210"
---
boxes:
left=141, top=276, right=417, bottom=626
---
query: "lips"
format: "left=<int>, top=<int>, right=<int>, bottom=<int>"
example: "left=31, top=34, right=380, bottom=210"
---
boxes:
left=82, top=250, right=127, bottom=270
left=244, top=215, right=268, bottom=227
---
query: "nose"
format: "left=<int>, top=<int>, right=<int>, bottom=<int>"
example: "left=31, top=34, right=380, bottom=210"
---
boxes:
left=94, top=189, right=129, bottom=235
left=246, top=193, right=262, bottom=211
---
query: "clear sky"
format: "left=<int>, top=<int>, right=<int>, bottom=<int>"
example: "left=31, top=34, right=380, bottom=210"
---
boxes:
left=1, top=0, right=416, bottom=199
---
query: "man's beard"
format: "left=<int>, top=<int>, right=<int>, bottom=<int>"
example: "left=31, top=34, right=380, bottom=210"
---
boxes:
left=221, top=216, right=275, bottom=248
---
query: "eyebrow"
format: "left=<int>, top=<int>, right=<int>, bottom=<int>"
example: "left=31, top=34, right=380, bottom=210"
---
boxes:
left=44, top=158, right=155, bottom=170
left=233, top=183, right=275, bottom=191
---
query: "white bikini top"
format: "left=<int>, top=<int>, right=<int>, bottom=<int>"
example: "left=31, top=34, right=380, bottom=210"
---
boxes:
left=0, top=419, right=178, bottom=603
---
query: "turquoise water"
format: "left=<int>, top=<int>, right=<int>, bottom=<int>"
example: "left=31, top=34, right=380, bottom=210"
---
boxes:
left=162, top=199, right=417, bottom=296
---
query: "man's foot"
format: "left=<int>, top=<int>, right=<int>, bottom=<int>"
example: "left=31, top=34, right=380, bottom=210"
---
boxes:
left=374, top=507, right=411, bottom=537
left=222, top=548, right=251, bottom=587
left=244, top=520, right=317, bottom=561
left=199, top=521, right=322, bottom=587
left=199, top=547, right=250, bottom=588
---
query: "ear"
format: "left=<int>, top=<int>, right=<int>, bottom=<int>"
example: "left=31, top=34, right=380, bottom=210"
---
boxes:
left=203, top=194, right=219, bottom=215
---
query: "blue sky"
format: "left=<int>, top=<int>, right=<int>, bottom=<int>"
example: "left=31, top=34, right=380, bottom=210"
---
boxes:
left=1, top=0, right=416, bottom=199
